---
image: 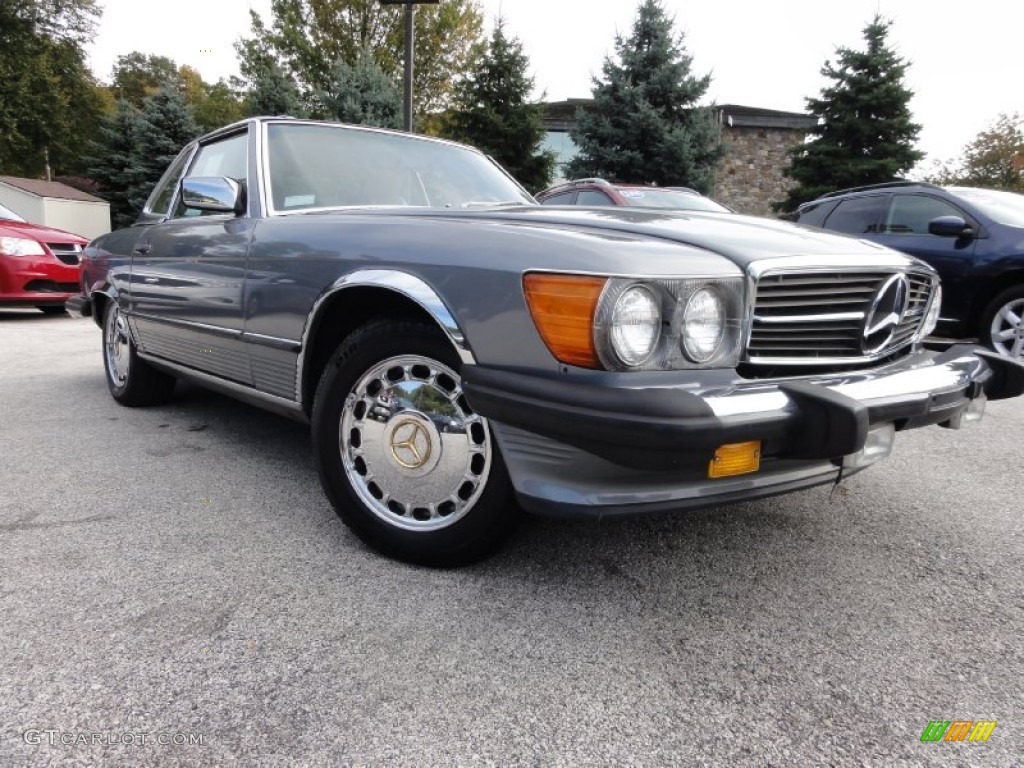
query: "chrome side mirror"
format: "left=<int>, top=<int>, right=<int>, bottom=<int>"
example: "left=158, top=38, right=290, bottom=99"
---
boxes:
left=181, top=177, right=244, bottom=214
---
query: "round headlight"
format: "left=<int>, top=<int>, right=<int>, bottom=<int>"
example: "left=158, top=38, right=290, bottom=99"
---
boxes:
left=610, top=285, right=661, bottom=366
left=922, top=284, right=942, bottom=338
left=683, top=287, right=725, bottom=362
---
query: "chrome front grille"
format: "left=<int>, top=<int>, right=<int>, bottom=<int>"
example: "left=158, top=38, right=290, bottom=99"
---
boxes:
left=46, top=243, right=82, bottom=266
left=747, top=269, right=935, bottom=364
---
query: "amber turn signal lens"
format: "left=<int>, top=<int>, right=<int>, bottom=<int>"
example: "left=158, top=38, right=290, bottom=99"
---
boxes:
left=708, top=440, right=761, bottom=479
left=524, top=273, right=606, bottom=368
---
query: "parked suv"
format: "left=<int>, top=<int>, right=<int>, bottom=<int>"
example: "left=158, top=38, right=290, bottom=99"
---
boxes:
left=792, top=182, right=1024, bottom=359
left=536, top=178, right=731, bottom=213
left=0, top=201, right=87, bottom=314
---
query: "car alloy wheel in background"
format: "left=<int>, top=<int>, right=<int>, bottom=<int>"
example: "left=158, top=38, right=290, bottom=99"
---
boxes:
left=312, top=319, right=516, bottom=567
left=984, top=287, right=1024, bottom=360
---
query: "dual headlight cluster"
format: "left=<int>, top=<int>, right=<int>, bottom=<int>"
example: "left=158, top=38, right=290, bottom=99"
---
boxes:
left=524, top=273, right=745, bottom=371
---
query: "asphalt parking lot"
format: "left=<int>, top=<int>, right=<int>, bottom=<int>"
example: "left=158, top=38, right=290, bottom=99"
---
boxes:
left=1, top=310, right=1021, bottom=767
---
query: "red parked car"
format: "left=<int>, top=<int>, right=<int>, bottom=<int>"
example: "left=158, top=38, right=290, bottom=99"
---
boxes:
left=0, top=201, right=87, bottom=314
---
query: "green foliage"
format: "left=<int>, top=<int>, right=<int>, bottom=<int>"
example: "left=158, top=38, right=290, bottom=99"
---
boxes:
left=245, top=62, right=305, bottom=118
left=88, top=100, right=142, bottom=228
left=778, top=15, right=923, bottom=212
left=110, top=52, right=181, bottom=107
left=926, top=114, right=1024, bottom=191
left=442, top=19, right=554, bottom=192
left=315, top=52, right=402, bottom=128
left=235, top=0, right=485, bottom=117
left=0, top=0, right=107, bottom=177
left=566, top=0, right=721, bottom=192
left=125, top=88, right=201, bottom=218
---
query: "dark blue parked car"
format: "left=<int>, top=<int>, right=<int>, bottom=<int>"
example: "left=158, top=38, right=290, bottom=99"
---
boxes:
left=792, top=182, right=1024, bottom=360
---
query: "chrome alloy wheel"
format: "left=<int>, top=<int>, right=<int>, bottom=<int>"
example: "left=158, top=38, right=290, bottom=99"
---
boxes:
left=990, top=297, right=1024, bottom=359
left=104, top=304, right=131, bottom=386
left=339, top=355, right=492, bottom=532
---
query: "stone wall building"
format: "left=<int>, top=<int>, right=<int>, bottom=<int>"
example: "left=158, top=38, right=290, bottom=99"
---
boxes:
left=540, top=100, right=817, bottom=217
left=711, top=105, right=817, bottom=217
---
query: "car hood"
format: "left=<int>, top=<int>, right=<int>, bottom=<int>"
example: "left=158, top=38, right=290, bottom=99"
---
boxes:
left=0, top=219, right=88, bottom=244
left=472, top=206, right=896, bottom=268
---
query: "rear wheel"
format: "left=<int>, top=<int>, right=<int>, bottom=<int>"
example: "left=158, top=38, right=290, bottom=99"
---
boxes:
left=980, top=286, right=1024, bottom=360
left=312, top=318, right=517, bottom=566
left=102, top=301, right=176, bottom=405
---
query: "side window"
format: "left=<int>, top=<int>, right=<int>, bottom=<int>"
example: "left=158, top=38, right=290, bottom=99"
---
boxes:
left=174, top=132, right=249, bottom=218
left=576, top=190, right=615, bottom=206
left=794, top=199, right=839, bottom=228
left=884, top=194, right=965, bottom=235
left=823, top=196, right=887, bottom=234
left=540, top=191, right=576, bottom=205
left=145, top=147, right=193, bottom=216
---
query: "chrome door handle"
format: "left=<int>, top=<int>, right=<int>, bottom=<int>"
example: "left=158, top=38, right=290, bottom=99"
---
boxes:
left=133, top=244, right=152, bottom=255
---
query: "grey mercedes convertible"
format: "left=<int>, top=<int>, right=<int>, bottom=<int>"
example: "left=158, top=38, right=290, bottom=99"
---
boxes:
left=68, top=117, right=1024, bottom=566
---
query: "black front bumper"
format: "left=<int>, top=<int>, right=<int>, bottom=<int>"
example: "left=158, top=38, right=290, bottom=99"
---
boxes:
left=462, top=345, right=1024, bottom=471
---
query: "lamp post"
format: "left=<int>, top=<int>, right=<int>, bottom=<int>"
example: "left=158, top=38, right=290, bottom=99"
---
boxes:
left=379, top=0, right=439, bottom=133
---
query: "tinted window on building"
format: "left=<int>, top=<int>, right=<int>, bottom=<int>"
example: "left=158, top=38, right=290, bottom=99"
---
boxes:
left=824, top=196, right=887, bottom=234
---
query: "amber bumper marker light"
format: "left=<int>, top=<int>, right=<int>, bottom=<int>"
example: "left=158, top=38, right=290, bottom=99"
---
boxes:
left=708, top=440, right=761, bottom=478
left=524, top=273, right=606, bottom=368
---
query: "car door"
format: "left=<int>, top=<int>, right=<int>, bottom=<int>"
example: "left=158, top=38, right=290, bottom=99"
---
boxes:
left=128, top=129, right=256, bottom=385
left=821, top=194, right=889, bottom=235
left=873, top=193, right=978, bottom=282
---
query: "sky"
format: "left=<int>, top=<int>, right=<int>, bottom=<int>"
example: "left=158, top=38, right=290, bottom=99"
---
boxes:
left=85, top=0, right=1023, bottom=172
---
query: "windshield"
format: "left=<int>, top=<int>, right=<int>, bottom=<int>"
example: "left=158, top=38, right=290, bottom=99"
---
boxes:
left=0, top=201, right=25, bottom=222
left=265, top=122, right=535, bottom=212
left=948, top=187, right=1024, bottom=227
left=617, top=188, right=730, bottom=213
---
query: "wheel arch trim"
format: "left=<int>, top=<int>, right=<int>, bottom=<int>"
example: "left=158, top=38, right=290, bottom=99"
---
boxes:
left=297, top=269, right=476, bottom=404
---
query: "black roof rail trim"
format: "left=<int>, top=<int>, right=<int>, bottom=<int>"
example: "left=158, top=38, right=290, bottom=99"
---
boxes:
left=815, top=181, right=942, bottom=200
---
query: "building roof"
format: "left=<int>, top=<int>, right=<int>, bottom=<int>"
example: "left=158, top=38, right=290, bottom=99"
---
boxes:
left=541, top=100, right=818, bottom=132
left=0, top=176, right=106, bottom=203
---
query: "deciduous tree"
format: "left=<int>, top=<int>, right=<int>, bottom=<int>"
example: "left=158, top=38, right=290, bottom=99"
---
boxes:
left=235, top=0, right=485, bottom=116
left=927, top=113, right=1024, bottom=192
left=0, top=0, right=107, bottom=177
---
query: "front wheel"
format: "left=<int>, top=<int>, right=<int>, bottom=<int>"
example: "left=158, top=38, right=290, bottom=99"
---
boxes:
left=312, top=318, right=517, bottom=567
left=981, top=286, right=1024, bottom=360
left=102, top=300, right=176, bottom=406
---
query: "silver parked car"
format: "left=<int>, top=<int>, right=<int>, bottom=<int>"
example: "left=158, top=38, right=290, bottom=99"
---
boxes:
left=68, top=118, right=1024, bottom=566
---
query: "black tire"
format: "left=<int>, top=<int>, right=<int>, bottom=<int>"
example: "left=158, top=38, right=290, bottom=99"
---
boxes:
left=979, top=285, right=1024, bottom=360
left=312, top=318, right=517, bottom=567
left=37, top=305, right=67, bottom=316
left=101, top=300, right=177, bottom=406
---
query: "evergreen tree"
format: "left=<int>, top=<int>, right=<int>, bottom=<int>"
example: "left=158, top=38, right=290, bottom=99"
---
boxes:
left=778, top=15, right=923, bottom=212
left=245, top=61, right=305, bottom=117
left=443, top=18, right=554, bottom=192
left=88, top=99, right=142, bottom=228
left=125, top=87, right=200, bottom=217
left=315, top=51, right=402, bottom=128
left=566, top=0, right=721, bottom=191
